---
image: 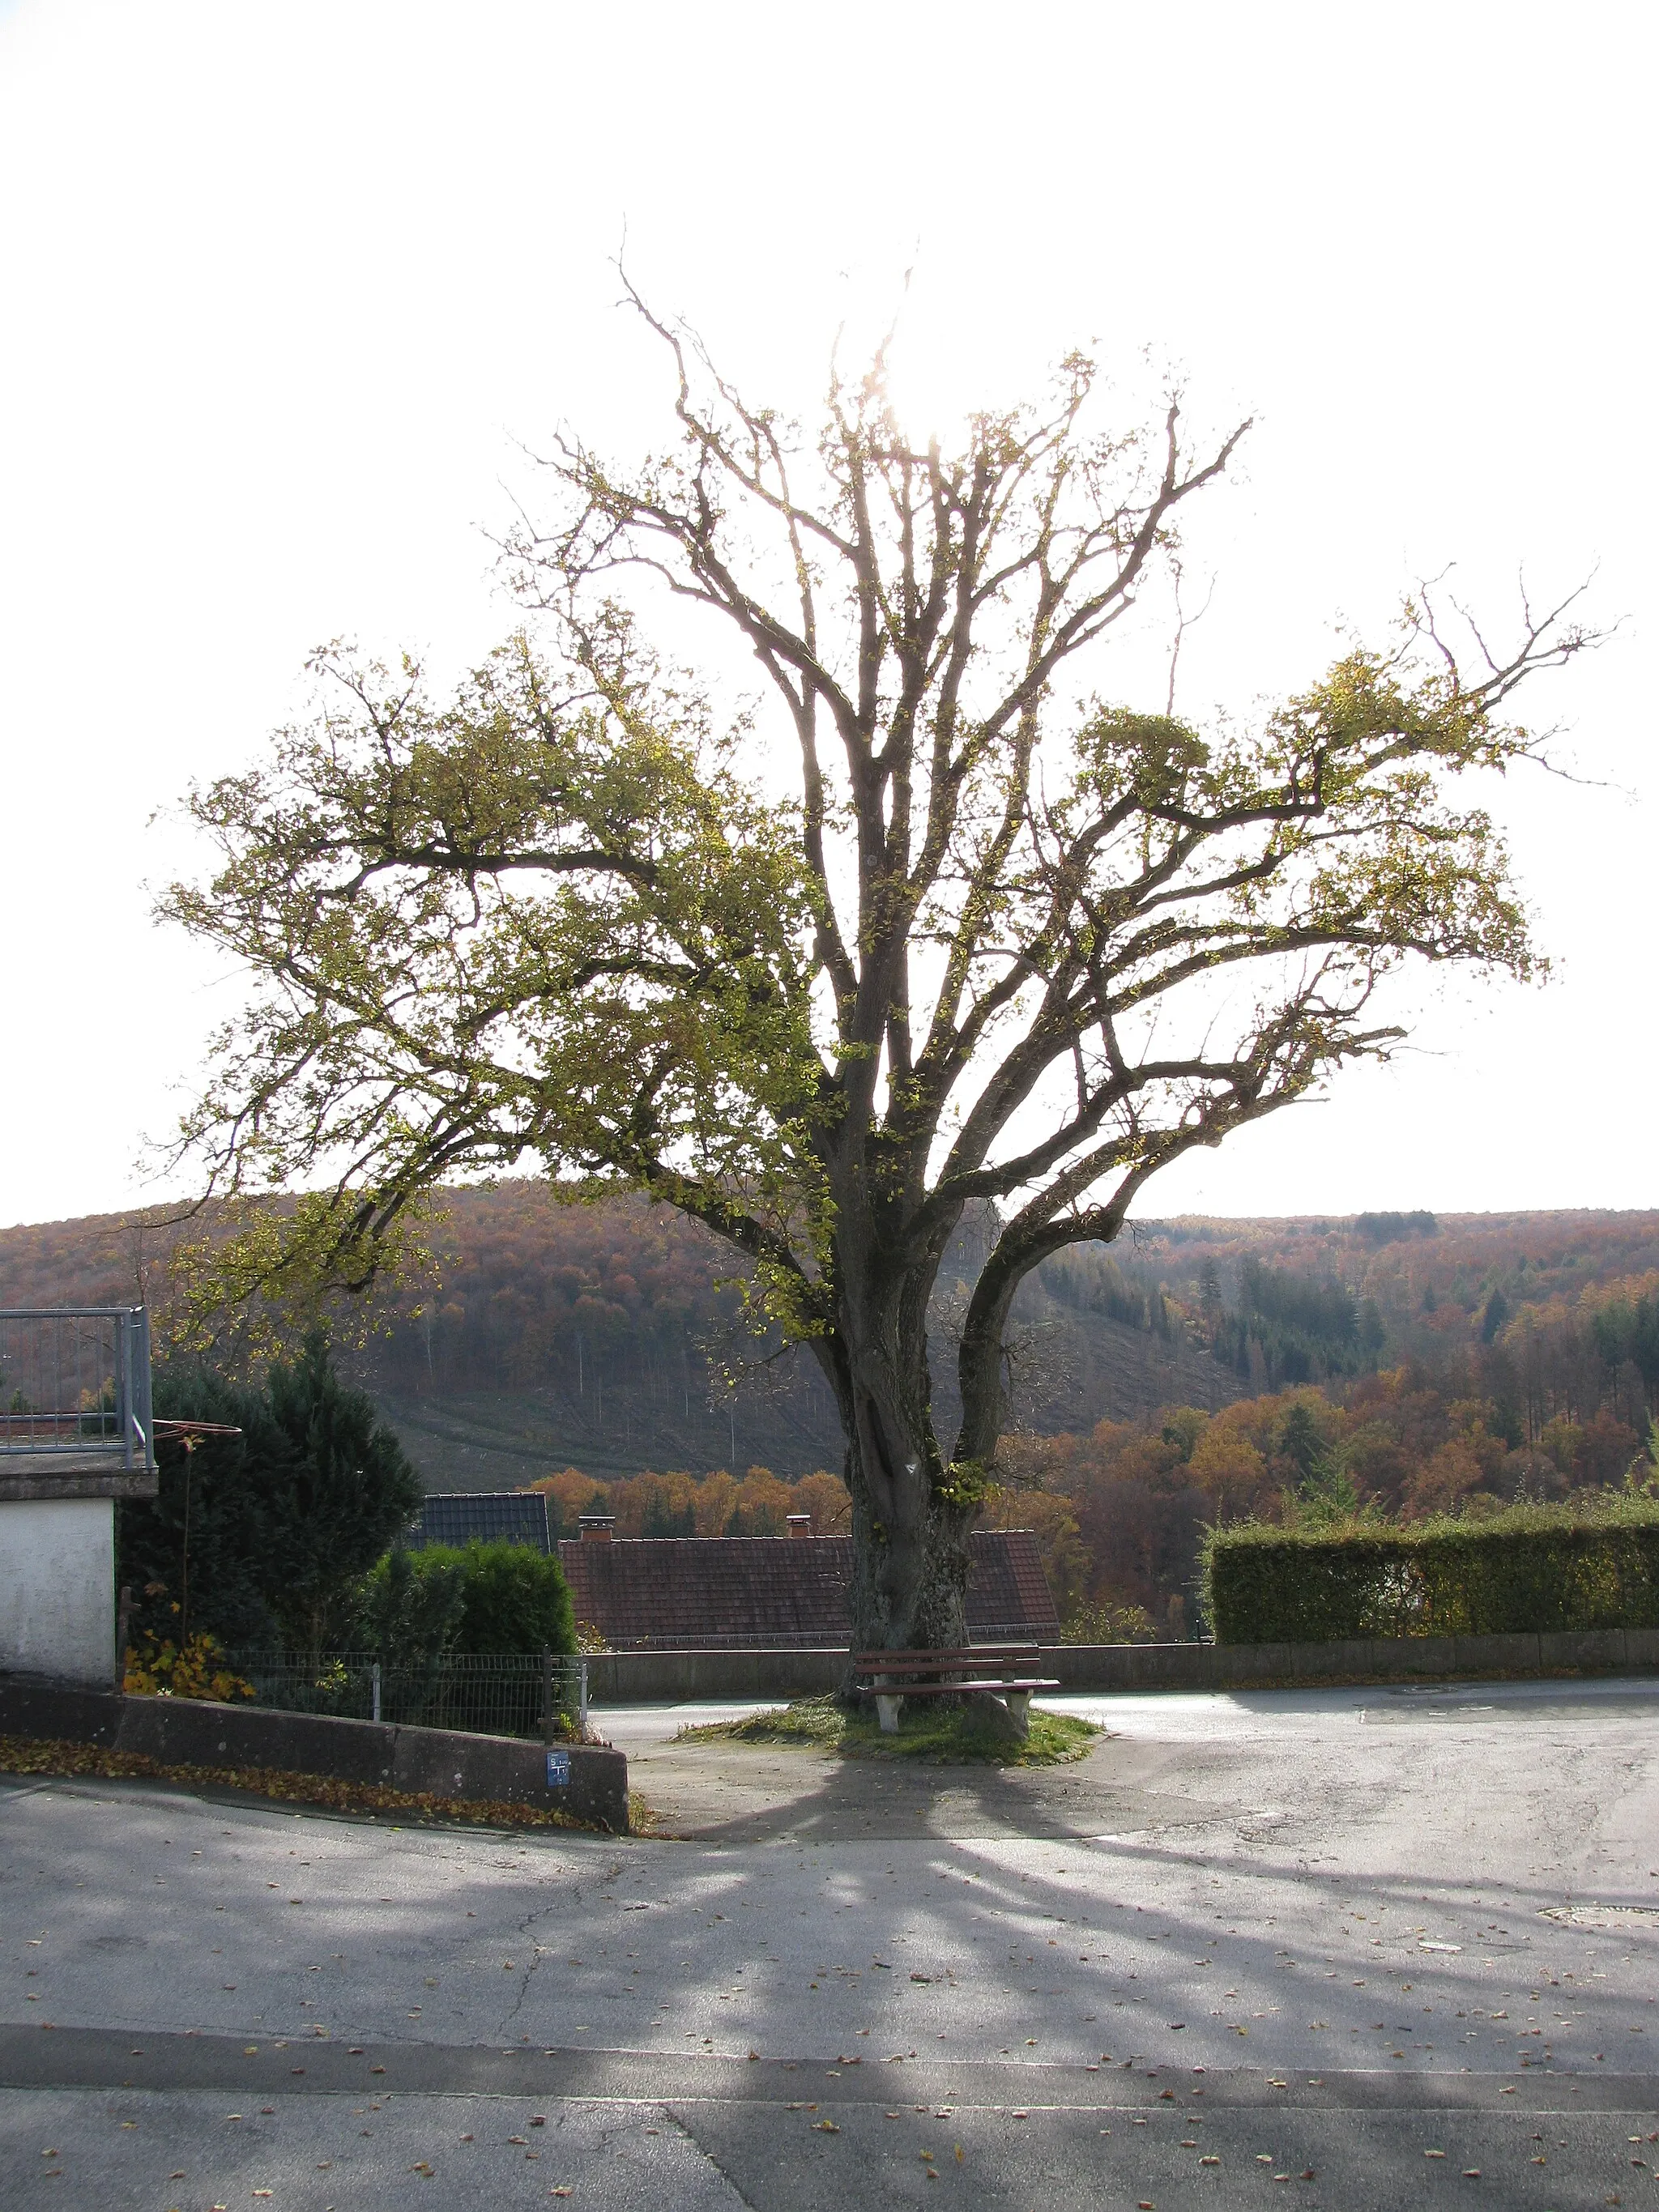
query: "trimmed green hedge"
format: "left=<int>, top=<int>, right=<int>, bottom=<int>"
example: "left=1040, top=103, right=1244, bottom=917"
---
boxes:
left=356, top=1540, right=576, bottom=1661
left=1202, top=1496, right=1659, bottom=1644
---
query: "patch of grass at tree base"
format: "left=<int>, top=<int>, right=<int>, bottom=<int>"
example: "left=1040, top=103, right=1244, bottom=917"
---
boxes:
left=677, top=1695, right=1098, bottom=1766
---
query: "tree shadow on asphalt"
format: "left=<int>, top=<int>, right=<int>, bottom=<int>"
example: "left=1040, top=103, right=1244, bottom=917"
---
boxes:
left=11, top=1730, right=1653, bottom=2150
left=617, top=1736, right=1656, bottom=2099
left=643, top=1734, right=1214, bottom=1846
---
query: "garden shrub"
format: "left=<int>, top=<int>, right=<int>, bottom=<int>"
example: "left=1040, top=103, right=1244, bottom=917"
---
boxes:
left=122, top=1335, right=421, bottom=1656
left=1060, top=1597, right=1159, bottom=1645
left=1202, top=1494, right=1659, bottom=1643
left=448, top=1540, right=577, bottom=1657
left=352, top=1540, right=576, bottom=1658
left=354, top=1546, right=468, bottom=1669
left=122, top=1629, right=254, bottom=1701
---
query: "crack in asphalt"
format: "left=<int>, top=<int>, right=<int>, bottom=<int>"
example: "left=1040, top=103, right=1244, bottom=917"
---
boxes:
left=497, top=1899, right=563, bottom=2036
left=666, top=2102, right=766, bottom=2209
left=496, top=1858, right=632, bottom=2036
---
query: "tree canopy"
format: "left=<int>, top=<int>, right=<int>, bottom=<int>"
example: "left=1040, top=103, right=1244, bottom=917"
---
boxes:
left=163, top=300, right=1592, bottom=1649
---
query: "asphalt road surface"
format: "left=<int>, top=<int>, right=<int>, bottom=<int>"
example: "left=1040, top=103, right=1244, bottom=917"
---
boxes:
left=2, top=1676, right=1656, bottom=2210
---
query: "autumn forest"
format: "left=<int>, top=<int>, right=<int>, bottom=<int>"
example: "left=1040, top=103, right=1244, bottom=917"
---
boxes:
left=4, top=1186, right=1657, bottom=1635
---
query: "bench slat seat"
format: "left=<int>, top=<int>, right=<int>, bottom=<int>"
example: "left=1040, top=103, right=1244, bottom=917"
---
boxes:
left=851, top=1643, right=1058, bottom=1738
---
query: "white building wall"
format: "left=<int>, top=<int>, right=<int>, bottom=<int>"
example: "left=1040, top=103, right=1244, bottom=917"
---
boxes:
left=0, top=1497, right=115, bottom=1683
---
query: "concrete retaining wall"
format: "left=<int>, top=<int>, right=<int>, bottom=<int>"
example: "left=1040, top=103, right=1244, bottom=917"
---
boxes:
left=584, top=1646, right=849, bottom=1703
left=583, top=1626, right=1659, bottom=1704
left=0, top=1675, right=629, bottom=1833
left=1044, top=1626, right=1659, bottom=1690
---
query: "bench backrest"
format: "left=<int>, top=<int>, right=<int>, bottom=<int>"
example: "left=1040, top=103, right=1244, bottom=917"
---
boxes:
left=854, top=1645, right=1039, bottom=1660
left=854, top=1645, right=1040, bottom=1677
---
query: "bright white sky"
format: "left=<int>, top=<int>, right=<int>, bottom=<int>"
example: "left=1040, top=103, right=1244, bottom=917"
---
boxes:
left=1, top=0, right=1653, bottom=1233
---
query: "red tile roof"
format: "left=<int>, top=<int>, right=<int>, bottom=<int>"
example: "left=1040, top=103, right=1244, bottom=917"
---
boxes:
left=557, top=1529, right=1059, bottom=1649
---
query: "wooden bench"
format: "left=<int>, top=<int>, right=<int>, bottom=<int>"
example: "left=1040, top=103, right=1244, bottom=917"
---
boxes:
left=852, top=1644, right=1060, bottom=1738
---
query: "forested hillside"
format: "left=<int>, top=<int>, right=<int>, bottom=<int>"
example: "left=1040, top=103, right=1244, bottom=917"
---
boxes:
left=9, top=1187, right=1659, bottom=1642
left=1119, top=1208, right=1659, bottom=1383
left=0, top=1185, right=1230, bottom=1484
left=5, top=1188, right=1658, bottom=1499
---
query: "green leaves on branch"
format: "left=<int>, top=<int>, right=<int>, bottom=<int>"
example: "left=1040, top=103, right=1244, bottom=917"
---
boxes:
left=934, top=1455, right=994, bottom=1511
left=1061, top=642, right=1545, bottom=999
left=161, top=630, right=822, bottom=1311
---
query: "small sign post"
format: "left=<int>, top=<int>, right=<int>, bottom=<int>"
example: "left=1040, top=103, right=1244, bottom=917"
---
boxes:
left=545, top=1749, right=570, bottom=1787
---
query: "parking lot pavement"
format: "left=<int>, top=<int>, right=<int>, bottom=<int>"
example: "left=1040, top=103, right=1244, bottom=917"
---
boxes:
left=3, top=2053, right=1657, bottom=2211
left=2, top=1676, right=1656, bottom=2209
left=1040, top=1670, right=1659, bottom=1740
left=0, top=2082, right=749, bottom=2211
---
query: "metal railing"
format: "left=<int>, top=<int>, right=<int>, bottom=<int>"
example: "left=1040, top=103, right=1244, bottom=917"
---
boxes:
left=0, top=1307, right=154, bottom=1468
left=220, top=1649, right=589, bottom=1741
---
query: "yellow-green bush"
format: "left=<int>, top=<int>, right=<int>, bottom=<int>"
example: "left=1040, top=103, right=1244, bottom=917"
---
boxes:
left=122, top=1629, right=254, bottom=1701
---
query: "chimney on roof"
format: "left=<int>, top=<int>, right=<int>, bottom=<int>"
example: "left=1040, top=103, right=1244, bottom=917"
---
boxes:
left=786, top=1512, right=812, bottom=1538
left=578, top=1515, right=616, bottom=1542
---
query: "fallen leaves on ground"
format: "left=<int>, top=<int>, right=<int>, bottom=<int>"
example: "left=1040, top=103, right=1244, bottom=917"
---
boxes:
left=0, top=1736, right=601, bottom=1831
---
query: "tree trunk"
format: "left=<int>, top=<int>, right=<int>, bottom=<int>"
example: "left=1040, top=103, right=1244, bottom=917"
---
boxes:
left=828, top=1286, right=974, bottom=1656
left=844, top=1443, right=974, bottom=1653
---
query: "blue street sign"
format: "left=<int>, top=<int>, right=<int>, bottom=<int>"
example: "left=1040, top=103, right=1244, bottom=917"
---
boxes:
left=545, top=1749, right=571, bottom=1787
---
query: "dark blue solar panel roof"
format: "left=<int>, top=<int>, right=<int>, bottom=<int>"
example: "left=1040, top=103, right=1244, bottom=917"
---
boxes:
left=412, top=1492, right=550, bottom=1554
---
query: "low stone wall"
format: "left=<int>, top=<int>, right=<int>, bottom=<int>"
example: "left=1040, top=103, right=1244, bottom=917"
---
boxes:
left=0, top=1675, right=629, bottom=1833
left=1047, top=1625, right=1659, bottom=1691
left=582, top=1626, right=1659, bottom=1704
left=583, top=1646, right=848, bottom=1703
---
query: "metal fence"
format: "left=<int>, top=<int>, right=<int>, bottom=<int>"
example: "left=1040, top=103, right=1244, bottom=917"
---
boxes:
left=0, top=1306, right=154, bottom=1467
left=591, top=1623, right=1059, bottom=1651
left=220, top=1650, right=589, bottom=1740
